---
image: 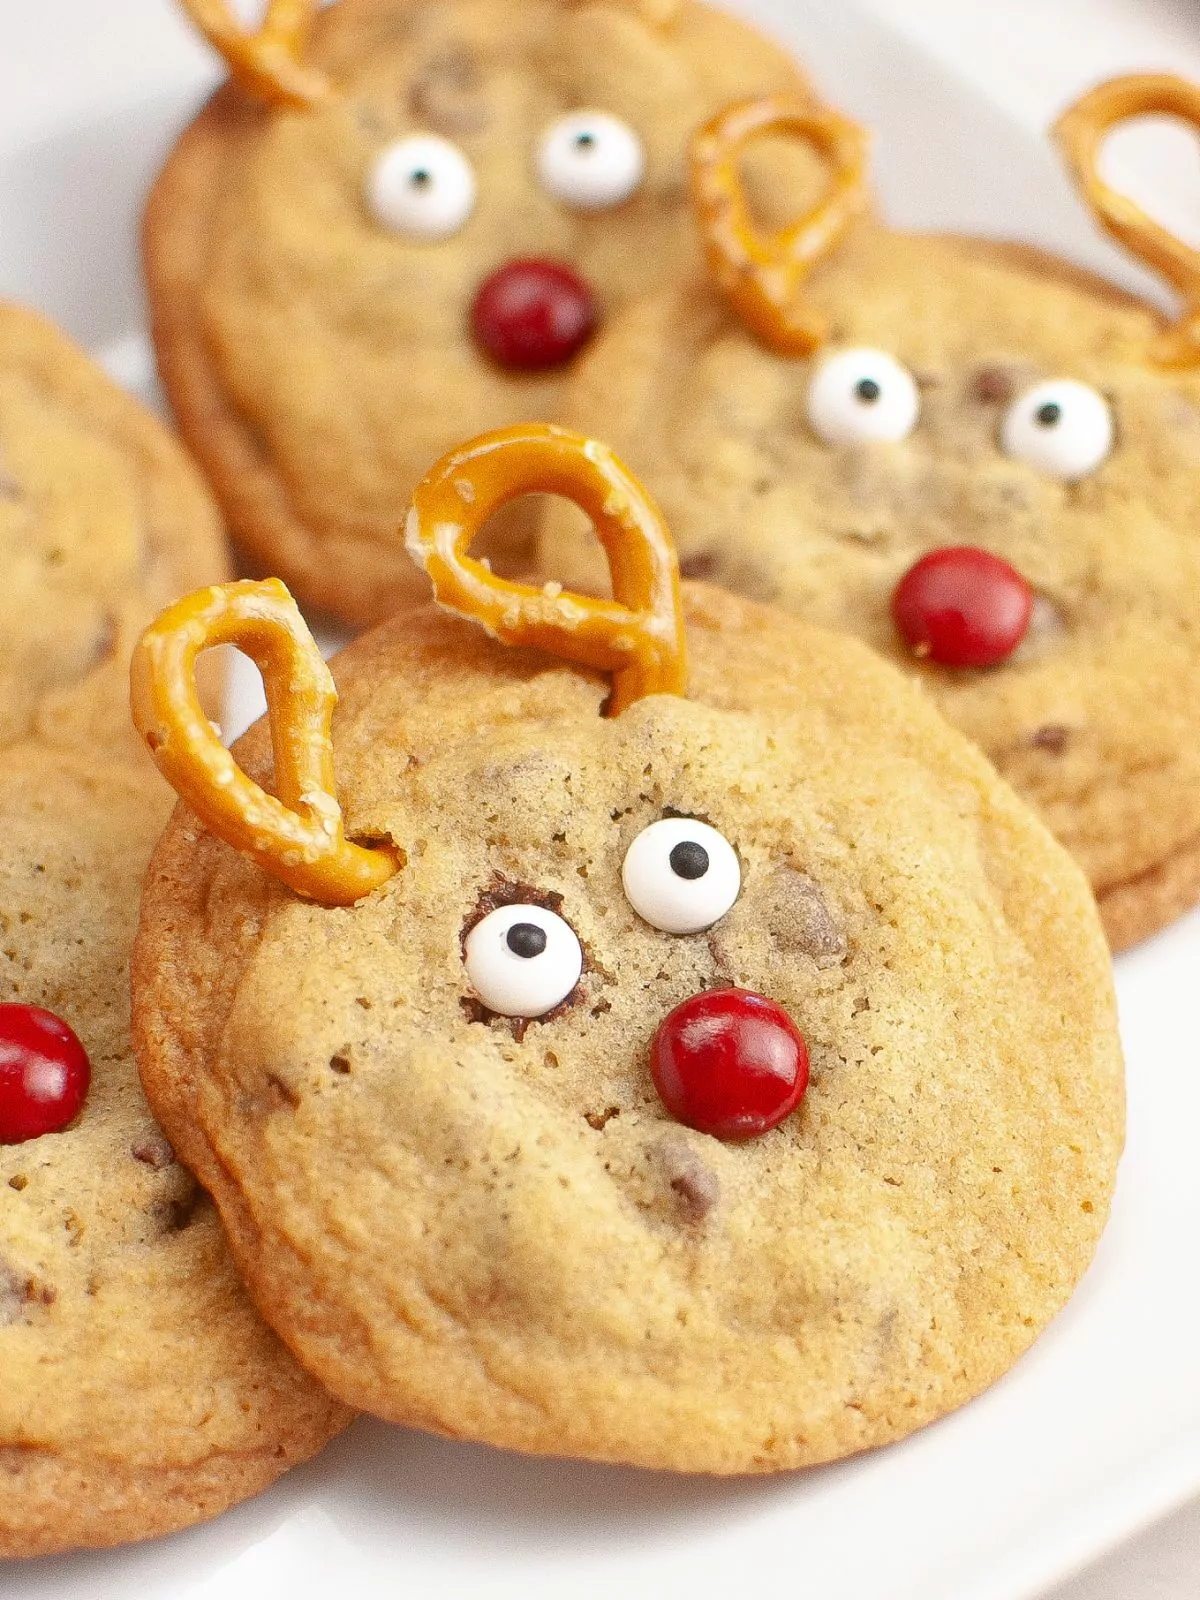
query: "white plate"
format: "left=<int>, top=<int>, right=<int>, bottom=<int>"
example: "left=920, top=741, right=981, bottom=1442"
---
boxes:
left=2, top=5, right=1200, bottom=1599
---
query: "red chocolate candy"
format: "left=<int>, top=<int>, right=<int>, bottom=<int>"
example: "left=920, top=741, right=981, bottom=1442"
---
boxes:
left=471, top=259, right=598, bottom=371
left=892, top=546, right=1033, bottom=668
left=651, top=987, right=809, bottom=1141
left=0, top=1003, right=90, bottom=1144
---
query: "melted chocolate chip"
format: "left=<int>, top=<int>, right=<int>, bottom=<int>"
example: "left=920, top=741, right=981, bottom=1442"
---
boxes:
left=0, top=1267, right=56, bottom=1326
left=408, top=45, right=492, bottom=136
left=972, top=365, right=1018, bottom=405
left=165, top=1183, right=201, bottom=1233
left=460, top=874, right=565, bottom=954
left=132, top=1135, right=175, bottom=1170
left=1030, top=723, right=1071, bottom=754
left=763, top=868, right=846, bottom=968
left=655, top=1135, right=720, bottom=1223
left=679, top=550, right=720, bottom=582
left=0, top=1266, right=23, bottom=1327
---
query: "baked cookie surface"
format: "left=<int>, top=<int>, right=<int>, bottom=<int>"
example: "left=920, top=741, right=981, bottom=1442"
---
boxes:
left=0, top=301, right=226, bottom=754
left=144, top=0, right=811, bottom=624
left=0, top=743, right=350, bottom=1559
left=541, top=87, right=1200, bottom=949
left=132, top=582, right=1123, bottom=1474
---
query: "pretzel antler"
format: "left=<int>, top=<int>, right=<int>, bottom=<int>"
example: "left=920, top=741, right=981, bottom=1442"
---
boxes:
left=1056, top=74, right=1200, bottom=368
left=131, top=579, right=398, bottom=905
left=181, top=0, right=332, bottom=110
left=405, top=425, right=687, bottom=716
left=690, top=94, right=871, bottom=356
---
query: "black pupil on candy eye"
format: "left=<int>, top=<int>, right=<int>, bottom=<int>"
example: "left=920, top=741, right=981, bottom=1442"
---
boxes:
left=1035, top=401, right=1062, bottom=427
left=574, top=132, right=597, bottom=152
left=855, top=378, right=881, bottom=403
left=410, top=168, right=432, bottom=188
left=507, top=922, right=548, bottom=959
left=669, top=841, right=710, bottom=881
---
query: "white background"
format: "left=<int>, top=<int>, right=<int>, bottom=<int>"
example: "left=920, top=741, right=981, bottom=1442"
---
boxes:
left=1, top=3, right=1199, bottom=1596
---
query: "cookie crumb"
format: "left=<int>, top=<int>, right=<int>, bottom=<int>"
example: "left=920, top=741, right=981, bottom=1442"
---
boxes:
left=585, top=1106, right=620, bottom=1131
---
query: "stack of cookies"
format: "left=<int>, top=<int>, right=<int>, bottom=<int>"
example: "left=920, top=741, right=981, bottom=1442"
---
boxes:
left=12, top=0, right=1200, bottom=1558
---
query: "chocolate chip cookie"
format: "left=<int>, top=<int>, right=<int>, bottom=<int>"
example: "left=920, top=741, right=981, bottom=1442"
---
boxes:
left=130, top=431, right=1123, bottom=1473
left=144, top=0, right=814, bottom=624
left=0, top=300, right=227, bottom=756
left=540, top=81, right=1200, bottom=949
left=0, top=742, right=350, bottom=1557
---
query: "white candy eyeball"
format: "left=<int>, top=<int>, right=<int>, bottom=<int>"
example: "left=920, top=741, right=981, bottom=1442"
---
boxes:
left=464, top=903, right=583, bottom=1019
left=365, top=134, right=476, bottom=241
left=537, top=111, right=646, bottom=211
left=1000, top=379, right=1114, bottom=482
left=622, top=818, right=741, bottom=936
left=805, top=347, right=920, bottom=446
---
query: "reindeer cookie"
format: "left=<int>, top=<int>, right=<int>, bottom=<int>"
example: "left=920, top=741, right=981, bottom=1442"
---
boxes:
left=0, top=744, right=350, bottom=1557
left=144, top=0, right=813, bottom=626
left=0, top=300, right=227, bottom=754
left=0, top=307, right=348, bottom=1557
left=539, top=80, right=1200, bottom=950
left=130, top=428, right=1122, bottom=1474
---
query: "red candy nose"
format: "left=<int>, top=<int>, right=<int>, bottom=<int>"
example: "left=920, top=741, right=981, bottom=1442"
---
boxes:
left=0, top=1003, right=90, bottom=1145
left=471, top=258, right=598, bottom=371
left=651, top=988, right=809, bottom=1142
left=892, top=546, right=1033, bottom=669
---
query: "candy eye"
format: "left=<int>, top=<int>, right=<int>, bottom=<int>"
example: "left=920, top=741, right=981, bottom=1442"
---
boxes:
left=537, top=111, right=646, bottom=211
left=805, top=347, right=920, bottom=446
left=464, top=903, right=583, bottom=1019
left=365, top=134, right=477, bottom=241
left=622, top=818, right=741, bottom=935
left=1000, top=379, right=1113, bottom=481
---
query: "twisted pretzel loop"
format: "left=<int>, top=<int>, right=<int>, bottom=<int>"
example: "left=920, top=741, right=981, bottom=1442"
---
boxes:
left=1056, top=74, right=1200, bottom=368
left=130, top=578, right=397, bottom=905
left=690, top=94, right=871, bottom=355
left=404, top=425, right=687, bottom=716
left=181, top=0, right=332, bottom=109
